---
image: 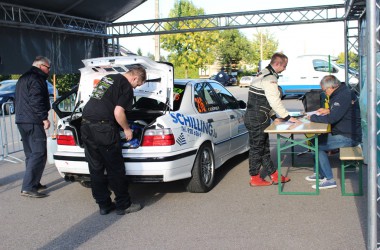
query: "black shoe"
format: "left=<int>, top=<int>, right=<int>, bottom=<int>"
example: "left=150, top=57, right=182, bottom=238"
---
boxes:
left=99, top=203, right=116, bottom=215
left=116, top=203, right=142, bottom=215
left=37, top=183, right=47, bottom=191
left=21, top=190, right=48, bottom=198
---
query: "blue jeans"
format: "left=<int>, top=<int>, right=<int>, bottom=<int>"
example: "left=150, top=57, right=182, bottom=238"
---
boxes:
left=318, top=134, right=359, bottom=180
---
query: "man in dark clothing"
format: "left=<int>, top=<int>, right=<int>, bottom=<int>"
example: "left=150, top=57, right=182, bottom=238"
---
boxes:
left=81, top=65, right=146, bottom=215
left=215, top=67, right=230, bottom=86
left=15, top=56, right=52, bottom=198
left=306, top=75, right=362, bottom=189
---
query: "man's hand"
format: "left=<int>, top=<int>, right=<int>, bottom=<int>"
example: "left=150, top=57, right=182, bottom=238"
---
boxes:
left=316, top=108, right=330, bottom=116
left=288, top=117, right=300, bottom=123
left=43, top=120, right=50, bottom=130
left=273, top=118, right=284, bottom=123
left=274, top=117, right=300, bottom=123
left=124, top=128, right=133, bottom=141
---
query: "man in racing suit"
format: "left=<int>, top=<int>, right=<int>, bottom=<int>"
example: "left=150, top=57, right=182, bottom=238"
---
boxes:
left=244, top=52, right=298, bottom=186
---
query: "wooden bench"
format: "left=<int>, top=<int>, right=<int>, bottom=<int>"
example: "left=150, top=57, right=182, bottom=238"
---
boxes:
left=340, top=146, right=364, bottom=196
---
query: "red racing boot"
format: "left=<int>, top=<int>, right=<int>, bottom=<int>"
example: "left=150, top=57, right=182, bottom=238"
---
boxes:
left=270, top=170, right=291, bottom=185
left=249, top=175, right=272, bottom=186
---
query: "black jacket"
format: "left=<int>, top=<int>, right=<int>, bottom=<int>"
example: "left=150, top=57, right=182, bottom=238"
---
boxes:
left=310, top=84, right=362, bottom=143
left=15, top=66, right=51, bottom=124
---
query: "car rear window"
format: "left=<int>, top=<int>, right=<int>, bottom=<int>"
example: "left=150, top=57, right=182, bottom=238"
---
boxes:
left=173, top=84, right=185, bottom=111
left=132, top=84, right=185, bottom=111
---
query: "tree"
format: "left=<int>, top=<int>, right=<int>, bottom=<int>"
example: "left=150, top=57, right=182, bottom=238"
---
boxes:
left=55, top=73, right=80, bottom=94
left=160, top=0, right=218, bottom=78
left=137, top=48, right=143, bottom=56
left=0, top=74, right=21, bottom=81
left=147, top=52, right=155, bottom=60
left=337, top=51, right=359, bottom=69
left=216, top=29, right=252, bottom=71
left=251, top=29, right=279, bottom=65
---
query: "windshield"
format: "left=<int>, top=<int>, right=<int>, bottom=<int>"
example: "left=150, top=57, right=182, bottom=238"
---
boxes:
left=132, top=83, right=185, bottom=111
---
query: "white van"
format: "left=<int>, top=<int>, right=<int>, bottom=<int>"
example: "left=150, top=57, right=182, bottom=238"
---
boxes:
left=261, top=55, right=359, bottom=97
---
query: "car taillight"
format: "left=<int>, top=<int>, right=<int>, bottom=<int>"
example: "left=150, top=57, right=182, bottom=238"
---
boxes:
left=57, top=129, right=77, bottom=146
left=141, top=128, right=175, bottom=146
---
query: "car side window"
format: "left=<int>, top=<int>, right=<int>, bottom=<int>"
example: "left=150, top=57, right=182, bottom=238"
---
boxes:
left=209, top=82, right=239, bottom=109
left=172, top=85, right=185, bottom=111
left=313, top=59, right=338, bottom=73
left=194, top=82, right=221, bottom=113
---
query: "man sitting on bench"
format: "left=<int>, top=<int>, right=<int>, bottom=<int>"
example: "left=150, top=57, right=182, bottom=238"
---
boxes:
left=306, top=75, right=362, bottom=189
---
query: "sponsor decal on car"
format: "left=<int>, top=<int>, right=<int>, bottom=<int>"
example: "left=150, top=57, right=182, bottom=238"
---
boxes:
left=194, top=97, right=207, bottom=113
left=170, top=113, right=217, bottom=138
left=176, top=133, right=187, bottom=146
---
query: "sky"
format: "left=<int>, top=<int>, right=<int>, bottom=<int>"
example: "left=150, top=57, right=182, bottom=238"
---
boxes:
left=116, top=0, right=345, bottom=60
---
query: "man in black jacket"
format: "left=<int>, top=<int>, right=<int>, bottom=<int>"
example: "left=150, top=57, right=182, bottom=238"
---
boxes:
left=15, top=56, right=51, bottom=198
left=307, top=75, right=362, bottom=189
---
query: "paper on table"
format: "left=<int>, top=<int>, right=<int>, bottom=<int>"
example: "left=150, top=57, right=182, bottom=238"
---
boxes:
left=307, top=110, right=329, bottom=116
left=288, top=111, right=305, bottom=118
left=298, top=117, right=310, bottom=123
left=305, top=110, right=321, bottom=116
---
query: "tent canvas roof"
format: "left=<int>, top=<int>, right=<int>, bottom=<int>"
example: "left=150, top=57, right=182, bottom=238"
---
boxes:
left=0, top=0, right=147, bottom=22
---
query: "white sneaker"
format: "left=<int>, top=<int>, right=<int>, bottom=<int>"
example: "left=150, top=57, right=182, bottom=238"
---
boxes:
left=312, top=179, right=337, bottom=189
left=305, top=173, right=324, bottom=182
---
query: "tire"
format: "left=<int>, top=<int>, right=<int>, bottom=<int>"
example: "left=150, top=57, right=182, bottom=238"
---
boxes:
left=79, top=181, right=91, bottom=188
left=186, top=143, right=215, bottom=193
left=5, top=99, right=15, bottom=115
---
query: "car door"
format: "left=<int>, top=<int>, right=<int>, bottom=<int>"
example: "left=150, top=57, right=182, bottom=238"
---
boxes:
left=209, top=82, right=248, bottom=155
left=193, top=82, right=230, bottom=158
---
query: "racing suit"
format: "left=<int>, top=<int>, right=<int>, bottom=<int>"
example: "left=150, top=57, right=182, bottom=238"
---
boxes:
left=244, top=65, right=290, bottom=177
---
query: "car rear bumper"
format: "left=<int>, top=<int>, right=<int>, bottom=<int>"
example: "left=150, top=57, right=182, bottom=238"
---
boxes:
left=53, top=149, right=197, bottom=182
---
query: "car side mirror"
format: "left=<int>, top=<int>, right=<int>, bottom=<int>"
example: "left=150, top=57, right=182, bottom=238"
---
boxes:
left=238, top=100, right=246, bottom=109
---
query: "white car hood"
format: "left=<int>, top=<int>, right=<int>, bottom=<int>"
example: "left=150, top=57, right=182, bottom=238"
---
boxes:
left=77, top=55, right=174, bottom=109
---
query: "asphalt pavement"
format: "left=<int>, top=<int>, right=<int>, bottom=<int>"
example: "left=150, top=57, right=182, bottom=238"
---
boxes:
left=0, top=137, right=367, bottom=249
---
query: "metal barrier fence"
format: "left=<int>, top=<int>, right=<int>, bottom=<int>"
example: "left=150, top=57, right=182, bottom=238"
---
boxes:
left=0, top=101, right=56, bottom=163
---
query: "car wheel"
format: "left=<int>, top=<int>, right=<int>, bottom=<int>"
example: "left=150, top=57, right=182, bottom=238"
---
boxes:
left=186, top=143, right=215, bottom=193
left=5, top=99, right=15, bottom=115
left=79, top=181, right=91, bottom=188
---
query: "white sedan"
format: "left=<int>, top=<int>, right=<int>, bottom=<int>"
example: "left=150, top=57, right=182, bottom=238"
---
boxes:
left=52, top=55, right=249, bottom=193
